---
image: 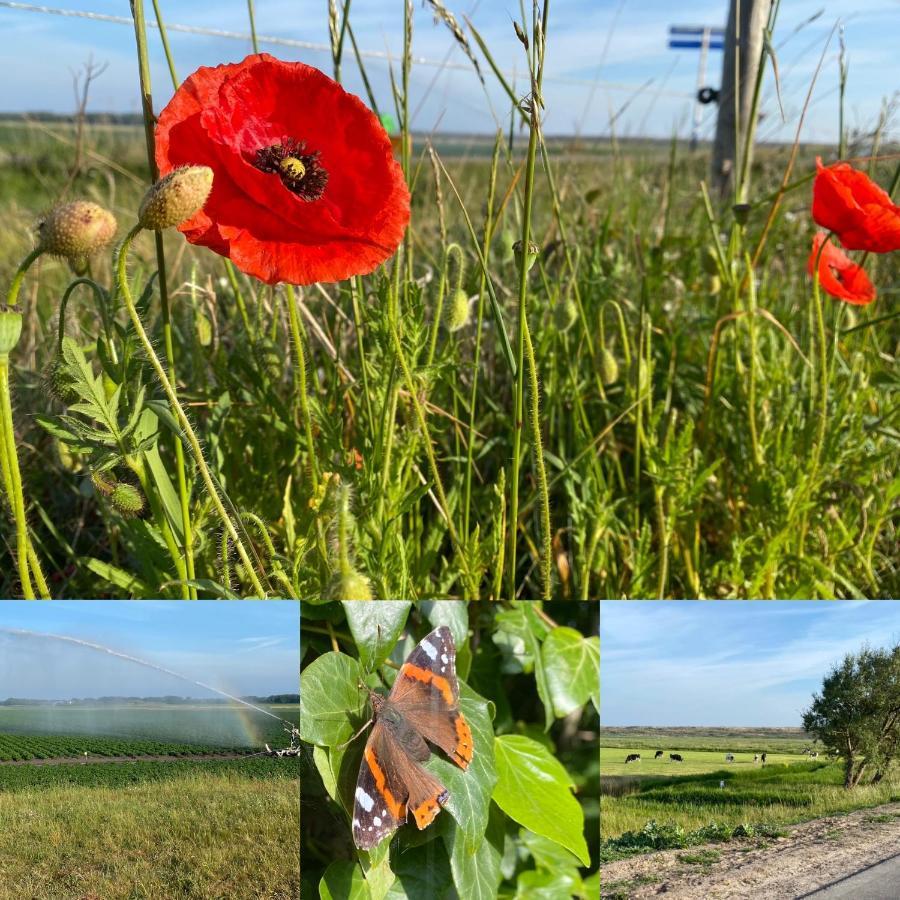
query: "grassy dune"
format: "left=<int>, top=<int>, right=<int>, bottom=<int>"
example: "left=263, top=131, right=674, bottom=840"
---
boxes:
left=0, top=770, right=298, bottom=899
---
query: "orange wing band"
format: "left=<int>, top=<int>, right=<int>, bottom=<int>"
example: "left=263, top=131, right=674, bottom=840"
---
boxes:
left=453, top=714, right=474, bottom=768
left=412, top=795, right=442, bottom=829
left=401, top=664, right=455, bottom=705
left=364, top=746, right=405, bottom=820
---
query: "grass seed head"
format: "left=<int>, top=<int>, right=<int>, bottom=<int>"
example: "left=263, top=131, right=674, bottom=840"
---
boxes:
left=0, top=306, right=23, bottom=357
left=139, top=166, right=214, bottom=231
left=37, top=201, right=117, bottom=261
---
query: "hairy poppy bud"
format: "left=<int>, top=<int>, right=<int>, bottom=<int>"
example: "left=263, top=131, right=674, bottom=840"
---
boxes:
left=553, top=297, right=578, bottom=333
left=110, top=481, right=145, bottom=517
left=445, top=288, right=471, bottom=332
left=600, top=347, right=619, bottom=385
left=0, top=306, right=23, bottom=357
left=139, top=166, right=214, bottom=231
left=326, top=569, right=373, bottom=601
left=37, top=201, right=117, bottom=260
left=43, top=355, right=78, bottom=404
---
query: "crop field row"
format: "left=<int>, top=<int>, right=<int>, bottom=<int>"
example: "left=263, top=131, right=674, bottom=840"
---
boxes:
left=0, top=732, right=252, bottom=761
left=0, top=755, right=299, bottom=793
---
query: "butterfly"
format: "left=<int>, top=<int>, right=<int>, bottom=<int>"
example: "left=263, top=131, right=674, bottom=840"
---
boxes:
left=351, top=625, right=474, bottom=850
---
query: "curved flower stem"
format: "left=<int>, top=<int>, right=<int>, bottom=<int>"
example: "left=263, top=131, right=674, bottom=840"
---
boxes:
left=387, top=316, right=477, bottom=598
left=117, top=226, right=267, bottom=597
left=0, top=359, right=33, bottom=598
left=743, top=252, right=762, bottom=468
left=6, top=249, right=43, bottom=309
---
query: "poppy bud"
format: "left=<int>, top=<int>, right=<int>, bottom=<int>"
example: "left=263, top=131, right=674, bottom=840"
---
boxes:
left=110, top=481, right=145, bottom=517
left=445, top=288, right=471, bottom=332
left=553, top=297, right=578, bottom=333
left=0, top=306, right=23, bottom=357
left=325, top=569, right=374, bottom=601
left=90, top=469, right=117, bottom=497
left=513, top=240, right=540, bottom=274
left=43, top=355, right=78, bottom=404
left=37, top=201, right=117, bottom=261
left=138, top=166, right=214, bottom=231
left=600, top=347, right=619, bottom=385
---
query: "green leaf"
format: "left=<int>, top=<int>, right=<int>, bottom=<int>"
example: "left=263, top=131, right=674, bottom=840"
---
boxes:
left=319, top=860, right=368, bottom=900
left=385, top=841, right=454, bottom=899
left=299, top=651, right=366, bottom=746
left=313, top=744, right=337, bottom=803
left=495, top=605, right=553, bottom=729
left=84, top=559, right=151, bottom=597
left=492, top=735, right=590, bottom=866
left=342, top=601, right=412, bottom=670
left=442, top=800, right=504, bottom=900
left=520, top=829, right=583, bottom=871
left=514, top=868, right=582, bottom=900
left=541, top=628, right=599, bottom=718
left=362, top=840, right=395, bottom=900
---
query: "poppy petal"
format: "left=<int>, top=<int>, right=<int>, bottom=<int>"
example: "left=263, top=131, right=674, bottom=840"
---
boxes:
left=807, top=232, right=876, bottom=305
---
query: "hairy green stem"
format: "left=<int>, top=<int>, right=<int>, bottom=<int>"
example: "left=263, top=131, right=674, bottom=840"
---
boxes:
left=285, top=284, right=319, bottom=492
left=117, top=226, right=267, bottom=597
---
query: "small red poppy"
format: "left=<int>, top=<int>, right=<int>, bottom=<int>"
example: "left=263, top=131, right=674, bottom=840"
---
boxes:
left=807, top=232, right=876, bottom=305
left=812, top=157, right=900, bottom=254
left=155, top=53, right=410, bottom=285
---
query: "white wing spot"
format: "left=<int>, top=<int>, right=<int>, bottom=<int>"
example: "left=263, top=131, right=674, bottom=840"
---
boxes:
left=352, top=819, right=360, bottom=829
left=373, top=816, right=382, bottom=826
left=441, top=653, right=449, bottom=664
left=440, top=666, right=446, bottom=673
left=421, top=640, right=438, bottom=660
left=355, top=787, right=374, bottom=812
left=382, top=808, right=387, bottom=816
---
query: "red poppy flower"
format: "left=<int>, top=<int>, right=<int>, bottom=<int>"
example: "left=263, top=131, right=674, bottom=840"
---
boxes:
left=155, top=53, right=410, bottom=285
left=812, top=157, right=900, bottom=254
left=807, top=232, right=876, bottom=305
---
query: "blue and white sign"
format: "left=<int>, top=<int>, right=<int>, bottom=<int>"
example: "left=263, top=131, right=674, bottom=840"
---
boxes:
left=668, top=25, right=725, bottom=51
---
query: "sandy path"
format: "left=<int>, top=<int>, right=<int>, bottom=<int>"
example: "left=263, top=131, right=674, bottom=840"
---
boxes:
left=0, top=752, right=251, bottom=766
left=601, top=801, right=900, bottom=899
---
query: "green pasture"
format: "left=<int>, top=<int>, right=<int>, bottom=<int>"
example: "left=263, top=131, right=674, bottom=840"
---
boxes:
left=601, top=745, right=804, bottom=777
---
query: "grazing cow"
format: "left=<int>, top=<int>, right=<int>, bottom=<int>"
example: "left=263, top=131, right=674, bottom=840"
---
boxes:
left=725, top=753, right=735, bottom=762
left=761, top=752, right=767, bottom=764
left=753, top=754, right=759, bottom=763
left=802, top=747, right=810, bottom=754
left=809, top=751, right=819, bottom=759
left=670, top=753, right=683, bottom=762
left=654, top=750, right=664, bottom=759
left=625, top=753, right=641, bottom=764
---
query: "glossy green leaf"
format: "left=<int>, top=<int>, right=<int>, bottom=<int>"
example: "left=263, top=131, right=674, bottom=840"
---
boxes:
left=492, top=735, right=590, bottom=866
left=299, top=651, right=366, bottom=746
left=342, top=601, right=412, bottom=669
left=442, top=800, right=504, bottom=900
left=514, top=868, right=581, bottom=900
left=319, top=860, right=367, bottom=900
left=541, top=628, right=599, bottom=718
left=385, top=841, right=455, bottom=899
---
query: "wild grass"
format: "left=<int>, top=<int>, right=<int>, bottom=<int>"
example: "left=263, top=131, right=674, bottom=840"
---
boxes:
left=0, top=770, right=298, bottom=899
left=0, top=3, right=897, bottom=598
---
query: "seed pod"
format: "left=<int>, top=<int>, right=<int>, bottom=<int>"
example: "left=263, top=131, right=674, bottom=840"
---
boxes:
left=0, top=306, right=23, bottom=357
left=445, top=288, right=470, bottom=332
left=138, top=166, right=214, bottom=231
left=195, top=311, right=213, bottom=347
left=513, top=239, right=540, bottom=274
left=43, top=355, right=78, bottom=404
left=110, top=481, right=145, bottom=517
left=600, top=347, right=619, bottom=385
left=37, top=201, right=117, bottom=260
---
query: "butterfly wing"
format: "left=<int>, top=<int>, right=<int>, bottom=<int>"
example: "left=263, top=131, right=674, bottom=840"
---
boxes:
left=388, top=625, right=474, bottom=769
left=352, top=721, right=406, bottom=850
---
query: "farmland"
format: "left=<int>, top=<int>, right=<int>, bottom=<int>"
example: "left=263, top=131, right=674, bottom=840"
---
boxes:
left=600, top=728, right=900, bottom=851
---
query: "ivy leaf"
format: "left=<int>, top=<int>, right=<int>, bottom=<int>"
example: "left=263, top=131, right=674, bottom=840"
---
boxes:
left=361, top=845, right=395, bottom=900
left=319, top=860, right=367, bottom=900
left=495, top=605, right=553, bottom=729
left=442, top=800, right=504, bottom=900
left=520, top=829, right=583, bottom=871
left=385, top=841, right=454, bottom=899
left=541, top=628, right=599, bottom=718
left=343, top=601, right=412, bottom=669
left=492, top=735, right=590, bottom=866
left=514, top=868, right=582, bottom=899
left=299, top=651, right=366, bottom=746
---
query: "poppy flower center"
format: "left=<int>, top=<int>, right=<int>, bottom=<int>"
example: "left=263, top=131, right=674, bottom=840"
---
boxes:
left=254, top=139, right=328, bottom=201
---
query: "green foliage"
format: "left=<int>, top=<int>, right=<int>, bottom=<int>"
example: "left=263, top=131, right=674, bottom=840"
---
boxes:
left=299, top=601, right=598, bottom=899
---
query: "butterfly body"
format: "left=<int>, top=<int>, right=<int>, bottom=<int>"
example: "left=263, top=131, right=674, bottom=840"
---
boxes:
left=352, top=626, right=473, bottom=851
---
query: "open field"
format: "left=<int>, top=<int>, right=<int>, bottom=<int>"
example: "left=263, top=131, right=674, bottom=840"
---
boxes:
left=601, top=729, right=900, bottom=849
left=1, top=107, right=896, bottom=598
left=601, top=726, right=812, bottom=754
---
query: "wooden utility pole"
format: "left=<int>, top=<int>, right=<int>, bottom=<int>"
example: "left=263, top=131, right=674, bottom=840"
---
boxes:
left=711, top=0, right=773, bottom=199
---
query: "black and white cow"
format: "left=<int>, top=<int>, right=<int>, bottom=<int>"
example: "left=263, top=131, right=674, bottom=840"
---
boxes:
left=753, top=754, right=759, bottom=763
left=625, top=753, right=641, bottom=764
left=761, top=752, right=767, bottom=764
left=670, top=753, right=683, bottom=762
left=654, top=750, right=664, bottom=759
left=809, top=751, right=819, bottom=759
left=725, top=753, right=735, bottom=762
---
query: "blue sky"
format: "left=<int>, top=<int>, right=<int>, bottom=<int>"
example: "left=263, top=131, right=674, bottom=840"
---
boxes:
left=601, top=601, right=900, bottom=727
left=0, top=1, right=897, bottom=142
left=0, top=601, right=299, bottom=699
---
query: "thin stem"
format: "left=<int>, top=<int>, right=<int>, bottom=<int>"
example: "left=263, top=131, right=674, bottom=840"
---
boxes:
left=246, top=0, right=259, bottom=53
left=285, top=284, right=319, bottom=492
left=0, top=359, right=33, bottom=598
left=117, top=226, right=267, bottom=597
left=130, top=0, right=196, bottom=597
left=744, top=252, right=762, bottom=468
left=6, top=249, right=43, bottom=308
left=151, top=0, right=179, bottom=87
